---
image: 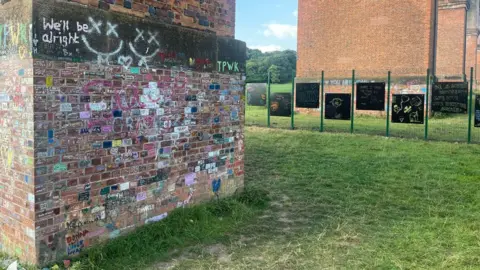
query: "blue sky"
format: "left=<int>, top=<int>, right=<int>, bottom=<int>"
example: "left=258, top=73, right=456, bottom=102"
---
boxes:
left=236, top=0, right=298, bottom=52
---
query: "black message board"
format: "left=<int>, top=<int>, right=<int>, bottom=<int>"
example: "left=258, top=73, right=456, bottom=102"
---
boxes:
left=270, top=93, right=292, bottom=117
left=325, top=94, right=351, bottom=120
left=296, top=83, right=320, bottom=108
left=432, top=82, right=468, bottom=113
left=246, top=83, right=267, bottom=106
left=356, top=82, right=385, bottom=111
left=392, top=94, right=424, bottom=124
left=475, top=96, right=480, bottom=128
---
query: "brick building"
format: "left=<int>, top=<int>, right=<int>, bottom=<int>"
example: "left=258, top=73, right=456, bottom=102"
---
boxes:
left=296, top=0, right=479, bottom=113
left=0, top=0, right=245, bottom=265
left=298, top=0, right=479, bottom=79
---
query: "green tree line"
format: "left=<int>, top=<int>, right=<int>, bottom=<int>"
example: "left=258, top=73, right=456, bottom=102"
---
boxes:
left=246, top=48, right=297, bottom=83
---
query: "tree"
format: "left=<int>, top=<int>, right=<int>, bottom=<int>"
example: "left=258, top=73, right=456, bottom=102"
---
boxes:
left=246, top=48, right=297, bottom=83
left=268, top=65, right=280, bottom=83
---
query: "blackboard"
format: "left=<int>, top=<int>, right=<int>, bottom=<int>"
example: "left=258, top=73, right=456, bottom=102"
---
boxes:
left=432, top=82, right=468, bottom=113
left=356, top=82, right=385, bottom=111
left=325, top=94, right=351, bottom=120
left=246, top=83, right=267, bottom=106
left=392, top=94, right=424, bottom=124
left=296, top=83, right=320, bottom=108
left=475, top=96, right=480, bottom=128
left=270, top=93, right=292, bottom=117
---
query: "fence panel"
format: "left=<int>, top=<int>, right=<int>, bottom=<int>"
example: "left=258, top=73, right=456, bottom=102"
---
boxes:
left=428, top=72, right=469, bottom=142
left=245, top=67, right=480, bottom=144
left=352, top=70, right=389, bottom=137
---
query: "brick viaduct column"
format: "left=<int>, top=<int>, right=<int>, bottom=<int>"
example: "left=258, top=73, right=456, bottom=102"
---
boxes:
left=0, top=0, right=246, bottom=265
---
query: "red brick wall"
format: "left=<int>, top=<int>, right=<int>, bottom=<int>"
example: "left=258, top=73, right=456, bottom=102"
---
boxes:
left=297, top=0, right=435, bottom=79
left=477, top=48, right=480, bottom=88
left=0, top=0, right=245, bottom=265
left=33, top=60, right=245, bottom=265
left=465, top=34, right=477, bottom=71
left=0, top=0, right=37, bottom=265
left=68, top=0, right=236, bottom=37
left=436, top=8, right=466, bottom=76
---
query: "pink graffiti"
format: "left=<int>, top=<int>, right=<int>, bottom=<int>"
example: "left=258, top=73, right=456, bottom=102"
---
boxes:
left=135, top=115, right=155, bottom=130
left=114, top=84, right=145, bottom=111
left=82, top=80, right=113, bottom=95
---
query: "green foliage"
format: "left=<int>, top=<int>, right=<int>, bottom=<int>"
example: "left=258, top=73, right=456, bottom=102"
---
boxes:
left=268, top=65, right=280, bottom=83
left=246, top=49, right=296, bottom=83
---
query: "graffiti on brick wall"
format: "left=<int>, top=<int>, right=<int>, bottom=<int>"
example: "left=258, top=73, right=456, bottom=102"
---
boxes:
left=0, top=22, right=32, bottom=58
left=32, top=2, right=246, bottom=72
left=0, top=55, right=36, bottom=261
left=33, top=59, right=245, bottom=264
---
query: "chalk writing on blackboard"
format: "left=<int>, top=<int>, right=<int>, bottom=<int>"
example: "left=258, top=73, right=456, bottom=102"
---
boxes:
left=325, top=94, right=351, bottom=120
left=356, top=82, right=385, bottom=111
left=246, top=83, right=267, bottom=106
left=475, top=95, right=480, bottom=128
left=270, top=93, right=292, bottom=117
left=392, top=94, right=424, bottom=124
left=296, top=83, right=320, bottom=108
left=432, top=82, right=468, bottom=113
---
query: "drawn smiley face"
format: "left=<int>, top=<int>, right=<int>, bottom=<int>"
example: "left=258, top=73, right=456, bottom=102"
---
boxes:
left=331, top=98, right=343, bottom=108
left=128, top=28, right=160, bottom=68
left=81, top=17, right=124, bottom=65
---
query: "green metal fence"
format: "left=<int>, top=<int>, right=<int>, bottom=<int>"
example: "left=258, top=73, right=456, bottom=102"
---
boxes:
left=245, top=68, right=480, bottom=144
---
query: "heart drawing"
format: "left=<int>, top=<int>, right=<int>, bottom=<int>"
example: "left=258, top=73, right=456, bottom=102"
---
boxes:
left=117, top=56, right=133, bottom=70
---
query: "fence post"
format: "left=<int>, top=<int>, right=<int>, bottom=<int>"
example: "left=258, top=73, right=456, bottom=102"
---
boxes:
left=291, top=71, right=295, bottom=130
left=321, top=70, right=325, bottom=132
left=351, top=70, right=355, bottom=134
left=424, top=69, right=430, bottom=141
left=386, top=71, right=391, bottom=137
left=267, top=71, right=271, bottom=128
left=468, top=67, right=474, bottom=144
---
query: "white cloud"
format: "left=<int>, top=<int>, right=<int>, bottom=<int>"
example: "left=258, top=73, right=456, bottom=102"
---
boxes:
left=293, top=10, right=298, bottom=17
left=263, top=23, right=297, bottom=39
left=249, top=45, right=283, bottom=53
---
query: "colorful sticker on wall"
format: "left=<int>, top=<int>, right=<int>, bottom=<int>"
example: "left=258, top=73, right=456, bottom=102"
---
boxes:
left=145, top=213, right=168, bottom=224
left=185, top=173, right=196, bottom=186
left=46, top=76, right=53, bottom=87
left=53, top=162, right=67, bottom=172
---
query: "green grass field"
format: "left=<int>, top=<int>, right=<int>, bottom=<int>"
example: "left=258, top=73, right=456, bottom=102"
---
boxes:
left=25, top=126, right=480, bottom=270
left=269, top=83, right=293, bottom=93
